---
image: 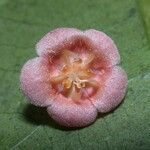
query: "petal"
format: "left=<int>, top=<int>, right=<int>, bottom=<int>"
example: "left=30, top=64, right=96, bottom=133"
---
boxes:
left=20, top=57, right=55, bottom=107
left=90, top=66, right=127, bottom=113
left=47, top=95, right=97, bottom=127
left=85, top=29, right=120, bottom=67
left=36, top=28, right=81, bottom=56
left=37, top=28, right=120, bottom=68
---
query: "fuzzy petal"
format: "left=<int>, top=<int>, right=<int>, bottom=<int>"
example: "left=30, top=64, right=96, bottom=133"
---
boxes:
left=37, top=28, right=120, bottom=68
left=91, top=66, right=127, bottom=113
left=20, top=57, right=55, bottom=107
left=47, top=95, right=97, bottom=127
left=85, top=29, right=120, bottom=67
left=36, top=28, right=81, bottom=56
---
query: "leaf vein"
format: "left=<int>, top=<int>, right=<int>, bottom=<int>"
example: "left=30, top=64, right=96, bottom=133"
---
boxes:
left=10, top=126, right=41, bottom=149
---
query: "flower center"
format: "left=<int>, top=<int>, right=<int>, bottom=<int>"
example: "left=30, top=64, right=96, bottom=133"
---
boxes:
left=50, top=50, right=99, bottom=101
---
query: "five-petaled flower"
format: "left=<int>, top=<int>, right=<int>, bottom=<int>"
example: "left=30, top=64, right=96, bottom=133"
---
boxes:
left=20, top=28, right=127, bottom=127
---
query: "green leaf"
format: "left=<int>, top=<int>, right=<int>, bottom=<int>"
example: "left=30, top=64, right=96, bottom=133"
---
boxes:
left=139, top=0, right=150, bottom=41
left=0, top=0, right=150, bottom=149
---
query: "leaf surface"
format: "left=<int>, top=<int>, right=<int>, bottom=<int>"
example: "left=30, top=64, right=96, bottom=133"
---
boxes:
left=0, top=0, right=150, bottom=149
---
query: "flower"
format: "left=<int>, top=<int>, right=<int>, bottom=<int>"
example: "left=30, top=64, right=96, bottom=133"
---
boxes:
left=20, top=28, right=127, bottom=127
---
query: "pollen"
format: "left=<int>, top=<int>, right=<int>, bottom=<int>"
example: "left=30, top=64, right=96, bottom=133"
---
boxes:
left=50, top=50, right=99, bottom=100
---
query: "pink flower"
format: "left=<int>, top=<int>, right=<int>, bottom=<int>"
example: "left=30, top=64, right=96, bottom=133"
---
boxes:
left=20, top=28, right=127, bottom=127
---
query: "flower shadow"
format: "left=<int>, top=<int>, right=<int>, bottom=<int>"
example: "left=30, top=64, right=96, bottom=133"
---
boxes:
left=23, top=92, right=127, bottom=131
left=23, top=104, right=80, bottom=131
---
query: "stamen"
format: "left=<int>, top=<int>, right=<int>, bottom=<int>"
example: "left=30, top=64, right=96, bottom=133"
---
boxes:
left=61, top=49, right=75, bottom=64
left=73, top=78, right=87, bottom=89
left=50, top=49, right=99, bottom=101
left=50, top=75, right=66, bottom=84
left=83, top=53, right=95, bottom=68
left=86, top=80, right=99, bottom=89
left=62, top=78, right=72, bottom=89
left=68, top=85, right=82, bottom=100
left=78, top=69, right=93, bottom=79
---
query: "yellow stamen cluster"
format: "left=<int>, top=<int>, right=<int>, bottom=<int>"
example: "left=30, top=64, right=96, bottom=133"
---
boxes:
left=50, top=50, right=99, bottom=100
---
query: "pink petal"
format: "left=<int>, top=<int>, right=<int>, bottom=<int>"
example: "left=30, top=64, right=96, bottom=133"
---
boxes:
left=37, top=28, right=120, bottom=68
left=47, top=95, right=97, bottom=127
left=36, top=28, right=81, bottom=56
left=85, top=29, right=120, bottom=67
left=20, top=57, right=55, bottom=107
left=90, top=66, right=127, bottom=113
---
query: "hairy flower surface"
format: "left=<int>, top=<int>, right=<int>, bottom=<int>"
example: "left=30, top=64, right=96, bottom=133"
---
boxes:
left=20, top=28, right=127, bottom=127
